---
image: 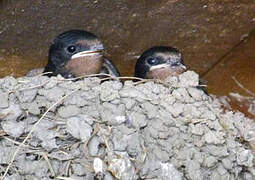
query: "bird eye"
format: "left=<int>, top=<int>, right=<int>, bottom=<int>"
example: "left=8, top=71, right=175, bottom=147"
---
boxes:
left=67, top=45, right=76, bottom=54
left=146, top=57, right=158, bottom=65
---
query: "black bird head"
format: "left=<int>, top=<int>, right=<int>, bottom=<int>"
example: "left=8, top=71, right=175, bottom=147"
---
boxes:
left=44, top=30, right=105, bottom=78
left=134, top=46, right=187, bottom=80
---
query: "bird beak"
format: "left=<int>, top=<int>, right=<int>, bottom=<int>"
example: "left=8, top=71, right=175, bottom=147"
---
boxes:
left=150, top=63, right=187, bottom=70
left=71, top=45, right=104, bottom=59
left=167, top=59, right=187, bottom=70
left=178, top=64, right=187, bottom=70
left=150, top=63, right=171, bottom=70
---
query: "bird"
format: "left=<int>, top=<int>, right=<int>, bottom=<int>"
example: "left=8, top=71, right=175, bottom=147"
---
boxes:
left=26, top=30, right=120, bottom=78
left=134, top=46, right=187, bottom=80
left=134, top=46, right=208, bottom=94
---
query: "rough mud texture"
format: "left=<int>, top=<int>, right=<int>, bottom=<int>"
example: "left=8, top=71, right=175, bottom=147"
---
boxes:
left=0, top=71, right=255, bottom=180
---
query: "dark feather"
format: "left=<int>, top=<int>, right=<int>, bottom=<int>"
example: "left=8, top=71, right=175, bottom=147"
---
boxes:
left=100, top=58, right=120, bottom=77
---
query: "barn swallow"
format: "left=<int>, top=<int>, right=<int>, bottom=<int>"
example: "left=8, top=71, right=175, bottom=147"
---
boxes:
left=27, top=30, right=120, bottom=78
left=134, top=46, right=186, bottom=80
left=135, top=46, right=208, bottom=94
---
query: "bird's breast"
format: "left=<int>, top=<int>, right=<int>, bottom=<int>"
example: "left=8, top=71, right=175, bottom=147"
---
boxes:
left=65, top=56, right=103, bottom=77
left=146, top=66, right=186, bottom=80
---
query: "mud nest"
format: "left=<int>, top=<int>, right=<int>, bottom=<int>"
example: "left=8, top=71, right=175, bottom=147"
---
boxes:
left=0, top=71, right=255, bottom=180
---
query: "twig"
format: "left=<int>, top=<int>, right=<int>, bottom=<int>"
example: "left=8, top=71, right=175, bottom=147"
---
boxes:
left=3, top=137, right=34, bottom=149
left=4, top=79, right=51, bottom=95
left=133, top=79, right=154, bottom=85
left=1, top=89, right=78, bottom=180
left=98, top=126, right=111, bottom=152
left=60, top=73, right=112, bottom=81
left=82, top=123, right=101, bottom=159
left=116, top=76, right=144, bottom=81
left=15, top=79, right=51, bottom=92
left=60, top=73, right=144, bottom=82
left=42, top=152, right=56, bottom=178
left=36, top=72, right=53, bottom=76
left=232, top=76, right=255, bottom=97
left=65, top=160, right=71, bottom=177
left=56, top=177, right=76, bottom=180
